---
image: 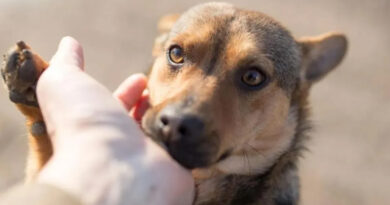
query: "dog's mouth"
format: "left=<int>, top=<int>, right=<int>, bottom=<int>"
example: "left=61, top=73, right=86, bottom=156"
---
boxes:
left=216, top=148, right=233, bottom=163
left=165, top=139, right=218, bottom=169
left=156, top=129, right=222, bottom=169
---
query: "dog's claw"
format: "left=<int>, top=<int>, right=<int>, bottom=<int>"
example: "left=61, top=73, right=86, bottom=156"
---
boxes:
left=1, top=41, right=39, bottom=107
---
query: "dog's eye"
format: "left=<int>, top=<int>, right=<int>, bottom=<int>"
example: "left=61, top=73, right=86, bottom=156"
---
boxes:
left=168, top=46, right=184, bottom=64
left=241, top=69, right=266, bottom=87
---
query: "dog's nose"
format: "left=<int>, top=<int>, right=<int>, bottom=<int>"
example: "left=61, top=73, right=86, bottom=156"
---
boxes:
left=158, top=106, right=204, bottom=142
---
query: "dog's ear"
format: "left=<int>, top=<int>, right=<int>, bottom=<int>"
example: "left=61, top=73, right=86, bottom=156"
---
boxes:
left=153, top=14, right=180, bottom=57
left=298, top=32, right=347, bottom=84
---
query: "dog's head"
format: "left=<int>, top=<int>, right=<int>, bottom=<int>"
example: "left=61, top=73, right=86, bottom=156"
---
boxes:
left=142, top=3, right=347, bottom=172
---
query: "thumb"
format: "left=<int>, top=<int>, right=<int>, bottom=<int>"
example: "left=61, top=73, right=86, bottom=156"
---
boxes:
left=50, top=36, right=84, bottom=70
left=37, top=37, right=142, bottom=148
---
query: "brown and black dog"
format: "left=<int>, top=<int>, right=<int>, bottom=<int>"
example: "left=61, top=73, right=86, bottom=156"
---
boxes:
left=2, top=2, right=347, bottom=205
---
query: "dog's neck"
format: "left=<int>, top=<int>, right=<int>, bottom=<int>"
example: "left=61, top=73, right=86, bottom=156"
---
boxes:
left=192, top=97, right=309, bottom=205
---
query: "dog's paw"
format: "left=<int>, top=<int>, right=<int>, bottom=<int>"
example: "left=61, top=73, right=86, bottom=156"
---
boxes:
left=1, top=41, right=42, bottom=107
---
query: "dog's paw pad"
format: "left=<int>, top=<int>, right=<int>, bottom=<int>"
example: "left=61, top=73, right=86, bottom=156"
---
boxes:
left=2, top=41, right=40, bottom=107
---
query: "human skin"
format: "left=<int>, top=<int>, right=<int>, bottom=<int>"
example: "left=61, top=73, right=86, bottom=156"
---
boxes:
left=35, top=37, right=194, bottom=205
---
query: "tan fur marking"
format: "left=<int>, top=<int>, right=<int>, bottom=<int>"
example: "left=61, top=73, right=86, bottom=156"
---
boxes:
left=216, top=106, right=297, bottom=175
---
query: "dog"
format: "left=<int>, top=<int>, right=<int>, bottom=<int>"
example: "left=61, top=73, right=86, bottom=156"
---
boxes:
left=1, top=2, right=347, bottom=205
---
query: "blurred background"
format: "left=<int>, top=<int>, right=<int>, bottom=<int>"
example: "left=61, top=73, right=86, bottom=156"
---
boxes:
left=0, top=0, right=389, bottom=204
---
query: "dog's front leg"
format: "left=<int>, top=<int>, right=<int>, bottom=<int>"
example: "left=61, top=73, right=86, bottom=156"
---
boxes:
left=2, top=41, right=51, bottom=182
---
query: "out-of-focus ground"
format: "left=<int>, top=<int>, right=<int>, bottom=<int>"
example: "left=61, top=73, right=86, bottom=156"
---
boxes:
left=0, top=0, right=389, bottom=204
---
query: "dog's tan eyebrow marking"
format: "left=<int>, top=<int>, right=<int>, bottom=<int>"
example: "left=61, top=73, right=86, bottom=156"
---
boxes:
left=168, top=23, right=213, bottom=48
left=224, top=31, right=258, bottom=68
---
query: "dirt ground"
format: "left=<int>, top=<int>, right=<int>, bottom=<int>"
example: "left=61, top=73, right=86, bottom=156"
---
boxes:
left=0, top=0, right=389, bottom=204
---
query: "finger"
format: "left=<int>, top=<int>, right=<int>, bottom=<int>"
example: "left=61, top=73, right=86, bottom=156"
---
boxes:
left=50, top=36, right=85, bottom=70
left=131, top=90, right=150, bottom=123
left=114, top=73, right=147, bottom=111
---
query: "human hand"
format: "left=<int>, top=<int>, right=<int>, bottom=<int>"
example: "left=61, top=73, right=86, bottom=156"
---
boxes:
left=36, top=37, right=194, bottom=205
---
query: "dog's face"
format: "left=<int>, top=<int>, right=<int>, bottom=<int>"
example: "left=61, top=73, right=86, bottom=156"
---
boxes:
left=143, top=3, right=347, bottom=172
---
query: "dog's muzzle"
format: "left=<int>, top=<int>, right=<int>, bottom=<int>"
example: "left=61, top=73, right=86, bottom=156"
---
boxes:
left=155, top=105, right=219, bottom=169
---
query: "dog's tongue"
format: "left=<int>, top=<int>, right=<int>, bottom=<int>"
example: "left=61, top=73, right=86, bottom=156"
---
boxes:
left=132, top=91, right=150, bottom=123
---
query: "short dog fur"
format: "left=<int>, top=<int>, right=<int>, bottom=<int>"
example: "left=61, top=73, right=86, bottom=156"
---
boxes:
left=2, top=2, right=347, bottom=205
